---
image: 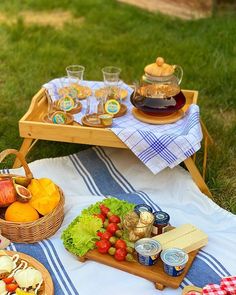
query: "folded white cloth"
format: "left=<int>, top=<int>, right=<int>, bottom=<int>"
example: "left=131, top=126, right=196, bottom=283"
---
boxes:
left=44, top=78, right=202, bottom=174
left=6, top=147, right=236, bottom=295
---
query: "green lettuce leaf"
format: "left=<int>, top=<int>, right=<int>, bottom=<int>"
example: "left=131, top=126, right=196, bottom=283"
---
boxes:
left=62, top=197, right=135, bottom=256
left=62, top=214, right=102, bottom=256
left=82, top=197, right=135, bottom=219
left=102, top=197, right=135, bottom=219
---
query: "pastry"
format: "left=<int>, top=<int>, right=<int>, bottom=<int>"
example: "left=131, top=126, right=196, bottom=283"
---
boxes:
left=58, top=84, right=92, bottom=100
left=95, top=87, right=128, bottom=100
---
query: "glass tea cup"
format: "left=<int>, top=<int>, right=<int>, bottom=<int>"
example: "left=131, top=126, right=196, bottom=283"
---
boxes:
left=85, top=91, right=104, bottom=125
left=66, top=64, right=85, bottom=86
left=44, top=77, right=69, bottom=122
left=102, top=66, right=121, bottom=85
left=45, top=90, right=56, bottom=122
left=57, top=76, right=77, bottom=111
left=102, top=66, right=122, bottom=103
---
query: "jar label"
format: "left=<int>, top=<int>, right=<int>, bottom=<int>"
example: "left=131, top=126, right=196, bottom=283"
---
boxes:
left=52, top=112, right=67, bottom=124
left=105, top=99, right=120, bottom=115
left=58, top=96, right=74, bottom=111
left=152, top=224, right=169, bottom=235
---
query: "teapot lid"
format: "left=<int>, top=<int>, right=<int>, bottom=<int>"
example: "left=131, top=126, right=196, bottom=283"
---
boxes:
left=144, top=57, right=175, bottom=77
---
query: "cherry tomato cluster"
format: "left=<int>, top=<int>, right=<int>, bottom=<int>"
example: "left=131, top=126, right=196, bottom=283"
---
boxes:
left=2, top=277, right=18, bottom=292
left=95, top=204, right=134, bottom=262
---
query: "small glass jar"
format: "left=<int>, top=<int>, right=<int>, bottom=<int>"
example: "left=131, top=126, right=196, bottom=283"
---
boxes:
left=123, top=210, right=154, bottom=242
left=134, top=204, right=153, bottom=215
left=123, top=221, right=154, bottom=242
left=152, top=211, right=170, bottom=236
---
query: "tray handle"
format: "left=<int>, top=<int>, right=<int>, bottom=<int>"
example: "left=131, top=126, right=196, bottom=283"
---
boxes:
left=0, top=149, right=33, bottom=179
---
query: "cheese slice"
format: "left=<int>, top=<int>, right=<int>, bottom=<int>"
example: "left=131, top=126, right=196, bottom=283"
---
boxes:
left=160, top=229, right=208, bottom=253
left=152, top=224, right=196, bottom=245
left=152, top=224, right=208, bottom=253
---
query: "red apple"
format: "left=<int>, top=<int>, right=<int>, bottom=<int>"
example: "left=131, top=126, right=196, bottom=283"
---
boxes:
left=0, top=178, right=17, bottom=207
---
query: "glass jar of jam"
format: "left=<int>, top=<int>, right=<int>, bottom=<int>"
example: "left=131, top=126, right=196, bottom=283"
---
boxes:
left=152, top=211, right=170, bottom=236
left=134, top=204, right=153, bottom=216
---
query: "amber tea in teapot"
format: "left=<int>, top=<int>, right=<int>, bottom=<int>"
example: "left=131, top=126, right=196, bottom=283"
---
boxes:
left=131, top=57, right=186, bottom=116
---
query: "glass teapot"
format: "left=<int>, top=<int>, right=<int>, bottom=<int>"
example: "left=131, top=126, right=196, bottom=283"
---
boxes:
left=131, top=57, right=186, bottom=116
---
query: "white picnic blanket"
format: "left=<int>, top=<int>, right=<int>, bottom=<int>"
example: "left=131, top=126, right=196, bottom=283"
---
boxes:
left=44, top=79, right=202, bottom=174
left=5, top=147, right=236, bottom=295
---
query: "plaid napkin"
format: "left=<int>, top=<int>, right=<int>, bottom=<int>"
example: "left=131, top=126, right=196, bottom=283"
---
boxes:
left=43, top=78, right=202, bottom=174
left=221, top=277, right=236, bottom=295
left=203, top=284, right=227, bottom=295
left=202, top=278, right=236, bottom=295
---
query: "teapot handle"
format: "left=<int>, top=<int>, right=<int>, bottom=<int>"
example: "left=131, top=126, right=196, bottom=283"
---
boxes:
left=174, top=65, right=183, bottom=85
left=130, top=81, right=146, bottom=107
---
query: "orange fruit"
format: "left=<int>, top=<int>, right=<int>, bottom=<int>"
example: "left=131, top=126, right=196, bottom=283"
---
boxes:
left=5, top=201, right=40, bottom=222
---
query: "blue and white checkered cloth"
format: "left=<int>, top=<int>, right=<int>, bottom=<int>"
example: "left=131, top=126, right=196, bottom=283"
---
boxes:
left=44, top=78, right=202, bottom=174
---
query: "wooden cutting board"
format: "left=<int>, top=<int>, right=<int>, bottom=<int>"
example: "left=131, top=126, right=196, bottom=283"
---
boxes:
left=78, top=248, right=198, bottom=290
left=0, top=250, right=54, bottom=295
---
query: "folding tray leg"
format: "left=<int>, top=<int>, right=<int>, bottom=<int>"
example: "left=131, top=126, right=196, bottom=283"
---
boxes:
left=13, top=138, right=38, bottom=168
left=184, top=157, right=212, bottom=198
left=155, top=282, right=165, bottom=290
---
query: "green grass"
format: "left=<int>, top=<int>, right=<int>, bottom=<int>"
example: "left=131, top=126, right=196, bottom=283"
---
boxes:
left=0, top=1, right=235, bottom=213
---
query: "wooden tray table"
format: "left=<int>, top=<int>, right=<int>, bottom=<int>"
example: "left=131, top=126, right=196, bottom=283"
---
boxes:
left=13, top=88, right=212, bottom=197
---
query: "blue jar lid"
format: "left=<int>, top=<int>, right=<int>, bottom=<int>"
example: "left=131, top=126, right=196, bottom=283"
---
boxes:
left=134, top=204, right=153, bottom=215
left=135, top=238, right=161, bottom=256
left=161, top=248, right=188, bottom=266
left=153, top=211, right=170, bottom=225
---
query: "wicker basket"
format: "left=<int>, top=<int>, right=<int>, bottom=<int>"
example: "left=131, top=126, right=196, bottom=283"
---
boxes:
left=0, top=149, right=64, bottom=243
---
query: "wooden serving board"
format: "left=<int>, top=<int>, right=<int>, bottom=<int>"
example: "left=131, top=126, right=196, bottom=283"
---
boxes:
left=78, top=248, right=198, bottom=290
left=132, top=108, right=184, bottom=124
left=42, top=112, right=74, bottom=125
left=0, top=250, right=54, bottom=295
left=53, top=101, right=82, bottom=114
left=113, top=103, right=127, bottom=118
left=82, top=114, right=112, bottom=128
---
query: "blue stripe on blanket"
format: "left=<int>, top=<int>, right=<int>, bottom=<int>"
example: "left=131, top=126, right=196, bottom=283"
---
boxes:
left=187, top=257, right=221, bottom=287
left=71, top=147, right=161, bottom=210
left=72, top=148, right=128, bottom=196
left=71, top=147, right=231, bottom=289
left=93, top=147, right=162, bottom=211
left=199, top=250, right=231, bottom=277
